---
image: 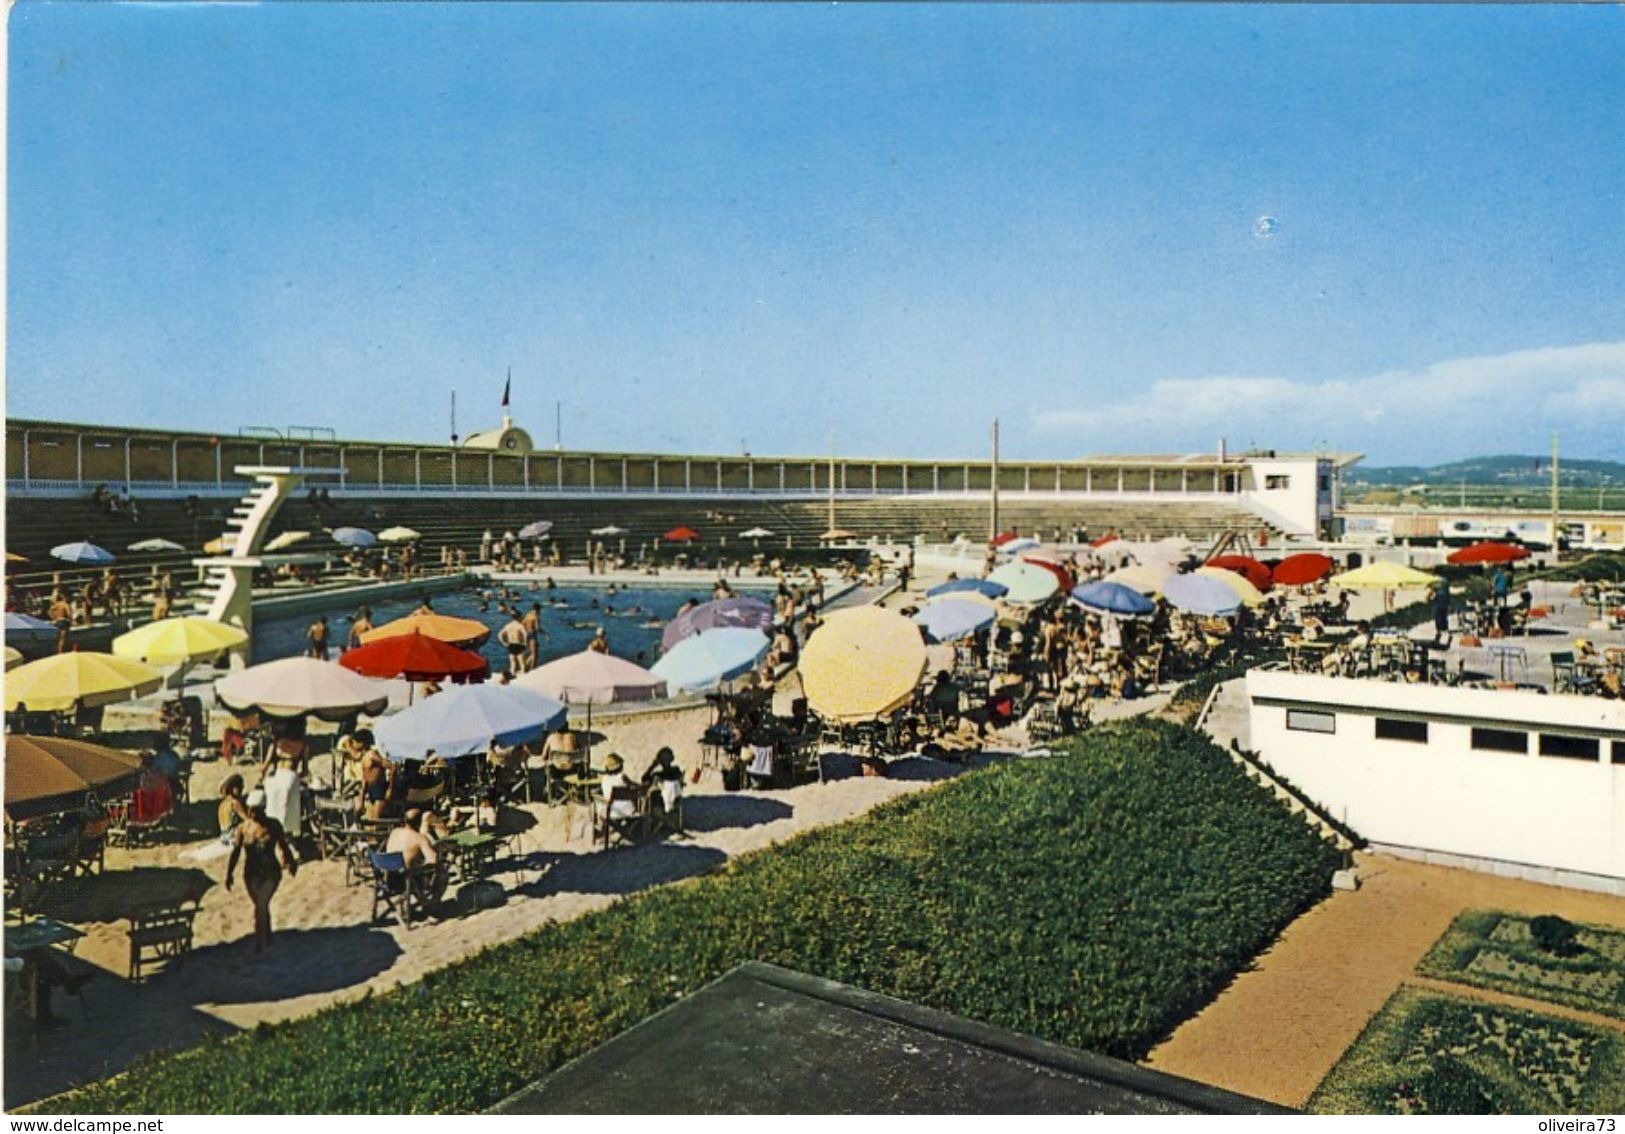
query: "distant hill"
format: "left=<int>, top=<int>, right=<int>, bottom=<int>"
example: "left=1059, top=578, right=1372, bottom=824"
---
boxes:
left=1348, top=455, right=1625, bottom=488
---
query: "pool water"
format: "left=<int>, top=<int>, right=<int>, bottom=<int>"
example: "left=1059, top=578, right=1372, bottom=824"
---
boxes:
left=251, top=584, right=751, bottom=670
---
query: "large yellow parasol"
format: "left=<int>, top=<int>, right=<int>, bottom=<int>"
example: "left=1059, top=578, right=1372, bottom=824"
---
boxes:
left=360, top=611, right=491, bottom=649
left=799, top=606, right=927, bottom=723
left=1329, top=561, right=1440, bottom=589
left=5, top=652, right=165, bottom=712
left=1194, top=566, right=1265, bottom=608
left=112, top=616, right=248, bottom=666
left=1103, top=561, right=1176, bottom=595
left=4, top=646, right=24, bottom=671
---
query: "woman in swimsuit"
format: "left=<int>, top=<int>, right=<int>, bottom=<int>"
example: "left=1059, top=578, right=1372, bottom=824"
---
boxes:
left=225, top=790, right=298, bottom=954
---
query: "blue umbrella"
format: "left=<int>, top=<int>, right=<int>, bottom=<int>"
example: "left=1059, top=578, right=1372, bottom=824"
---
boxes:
left=5, top=612, right=58, bottom=640
left=912, top=598, right=996, bottom=643
left=661, top=596, right=775, bottom=652
left=332, top=527, right=377, bottom=548
left=925, top=578, right=1008, bottom=600
left=997, top=537, right=1041, bottom=555
left=373, top=683, right=568, bottom=761
left=1161, top=572, right=1242, bottom=617
left=50, top=540, right=115, bottom=566
left=1069, top=581, right=1156, bottom=618
left=651, top=627, right=770, bottom=694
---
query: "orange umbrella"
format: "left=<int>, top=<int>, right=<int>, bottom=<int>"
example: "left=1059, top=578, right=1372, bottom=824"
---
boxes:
left=360, top=611, right=491, bottom=649
left=662, top=526, right=701, bottom=543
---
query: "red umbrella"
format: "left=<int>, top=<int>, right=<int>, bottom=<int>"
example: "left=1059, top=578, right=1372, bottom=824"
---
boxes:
left=1447, top=541, right=1531, bottom=566
left=1088, top=534, right=1120, bottom=548
left=1271, top=552, right=1335, bottom=588
left=1207, top=555, right=1273, bottom=592
left=1020, top=555, right=1075, bottom=594
left=663, top=527, right=701, bottom=543
left=338, top=630, right=489, bottom=684
left=991, top=531, right=1021, bottom=547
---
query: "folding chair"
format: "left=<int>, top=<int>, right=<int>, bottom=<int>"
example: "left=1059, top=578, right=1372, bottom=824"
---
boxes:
left=367, top=850, right=430, bottom=929
left=592, top=785, right=651, bottom=850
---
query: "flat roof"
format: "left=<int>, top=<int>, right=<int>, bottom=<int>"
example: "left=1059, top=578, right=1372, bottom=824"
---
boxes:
left=490, top=962, right=1291, bottom=1115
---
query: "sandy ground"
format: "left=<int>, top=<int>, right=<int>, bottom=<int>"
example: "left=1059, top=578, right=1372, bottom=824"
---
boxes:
left=1146, top=852, right=1625, bottom=1109
left=7, top=690, right=1079, bottom=1108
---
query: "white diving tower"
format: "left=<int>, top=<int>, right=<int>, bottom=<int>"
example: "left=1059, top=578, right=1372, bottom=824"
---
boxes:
left=190, top=466, right=341, bottom=668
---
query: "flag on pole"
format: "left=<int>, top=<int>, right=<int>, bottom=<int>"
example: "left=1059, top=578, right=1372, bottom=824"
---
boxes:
left=501, top=370, right=511, bottom=408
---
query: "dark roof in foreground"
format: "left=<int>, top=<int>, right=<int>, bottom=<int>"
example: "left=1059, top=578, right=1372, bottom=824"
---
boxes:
left=489, top=962, right=1293, bottom=1115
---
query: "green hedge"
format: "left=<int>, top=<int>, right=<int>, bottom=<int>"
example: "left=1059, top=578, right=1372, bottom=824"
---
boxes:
left=1309, top=987, right=1625, bottom=1114
left=1418, top=910, right=1625, bottom=1020
left=42, top=719, right=1341, bottom=1114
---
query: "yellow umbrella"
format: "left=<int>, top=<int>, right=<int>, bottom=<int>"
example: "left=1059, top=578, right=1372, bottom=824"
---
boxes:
left=1195, top=565, right=1265, bottom=608
left=819, top=529, right=859, bottom=541
left=800, top=606, right=927, bottom=723
left=361, top=611, right=491, bottom=649
left=1329, top=561, right=1440, bottom=589
left=112, top=616, right=248, bottom=666
left=5, top=651, right=164, bottom=712
left=6, top=552, right=26, bottom=563
left=264, top=530, right=311, bottom=552
left=202, top=534, right=238, bottom=554
left=5, top=646, right=24, bottom=670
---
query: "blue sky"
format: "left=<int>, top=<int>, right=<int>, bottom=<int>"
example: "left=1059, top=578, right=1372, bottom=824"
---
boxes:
left=9, top=3, right=1624, bottom=465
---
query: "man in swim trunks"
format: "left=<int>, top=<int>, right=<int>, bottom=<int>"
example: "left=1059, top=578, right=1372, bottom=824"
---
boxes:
left=306, top=615, right=329, bottom=659
left=225, top=789, right=298, bottom=954
left=355, top=729, right=394, bottom=818
left=498, top=610, right=529, bottom=675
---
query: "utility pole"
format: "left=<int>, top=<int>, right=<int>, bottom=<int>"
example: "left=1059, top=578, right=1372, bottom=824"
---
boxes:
left=1551, top=431, right=1560, bottom=552
left=990, top=417, right=1001, bottom=544
left=555, top=399, right=563, bottom=452
left=827, top=433, right=837, bottom=535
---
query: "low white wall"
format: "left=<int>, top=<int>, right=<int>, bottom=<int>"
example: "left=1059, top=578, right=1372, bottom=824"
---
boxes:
left=1246, top=670, right=1625, bottom=884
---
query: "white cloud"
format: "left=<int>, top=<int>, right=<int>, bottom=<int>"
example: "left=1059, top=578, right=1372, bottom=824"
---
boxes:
left=1033, top=342, right=1625, bottom=461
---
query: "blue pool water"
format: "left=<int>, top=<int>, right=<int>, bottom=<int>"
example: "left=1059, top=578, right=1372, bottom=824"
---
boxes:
left=250, top=584, right=755, bottom=669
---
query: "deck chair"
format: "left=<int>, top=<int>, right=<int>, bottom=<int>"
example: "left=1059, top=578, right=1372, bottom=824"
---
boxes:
left=1550, top=651, right=1577, bottom=693
left=647, top=779, right=685, bottom=839
left=367, top=850, right=430, bottom=929
left=71, top=817, right=109, bottom=877
left=127, top=891, right=203, bottom=982
left=592, top=784, right=650, bottom=850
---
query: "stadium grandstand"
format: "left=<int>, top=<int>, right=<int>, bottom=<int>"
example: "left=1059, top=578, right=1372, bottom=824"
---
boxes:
left=4, top=417, right=1357, bottom=606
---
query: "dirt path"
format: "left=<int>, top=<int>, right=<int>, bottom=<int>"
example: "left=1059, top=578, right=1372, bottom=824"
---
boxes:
left=1144, top=852, right=1625, bottom=1109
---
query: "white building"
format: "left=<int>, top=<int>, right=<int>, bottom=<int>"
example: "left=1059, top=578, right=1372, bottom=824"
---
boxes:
left=1245, top=669, right=1625, bottom=894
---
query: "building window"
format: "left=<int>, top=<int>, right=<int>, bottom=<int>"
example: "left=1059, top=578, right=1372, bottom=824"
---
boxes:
left=1286, top=709, right=1336, bottom=734
left=1375, top=717, right=1429, bottom=743
left=1472, top=727, right=1528, bottom=754
left=1614, top=741, right=1625, bottom=765
left=1539, top=734, right=1600, bottom=761
left=1265, top=474, right=1291, bottom=490
left=1319, top=474, right=1331, bottom=492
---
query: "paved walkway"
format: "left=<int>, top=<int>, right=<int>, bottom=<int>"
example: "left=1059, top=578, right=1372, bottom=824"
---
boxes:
left=1145, top=853, right=1625, bottom=1109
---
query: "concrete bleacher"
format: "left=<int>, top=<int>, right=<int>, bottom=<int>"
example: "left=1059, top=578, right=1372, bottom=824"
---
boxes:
left=5, top=488, right=1274, bottom=606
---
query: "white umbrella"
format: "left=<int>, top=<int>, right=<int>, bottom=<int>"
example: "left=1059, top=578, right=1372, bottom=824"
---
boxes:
left=128, top=538, right=186, bottom=553
left=516, top=650, right=667, bottom=705
left=216, top=656, right=390, bottom=721
left=591, top=525, right=627, bottom=537
left=378, top=526, right=421, bottom=543
left=740, top=527, right=775, bottom=540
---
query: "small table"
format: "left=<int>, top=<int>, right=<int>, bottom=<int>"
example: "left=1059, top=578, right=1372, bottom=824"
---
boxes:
left=5, top=918, right=84, bottom=957
left=1486, top=643, right=1529, bottom=683
left=438, top=829, right=504, bottom=884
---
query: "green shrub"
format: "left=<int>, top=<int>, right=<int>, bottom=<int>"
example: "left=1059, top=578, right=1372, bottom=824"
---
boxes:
left=1530, top=914, right=1581, bottom=957
left=37, top=719, right=1342, bottom=1114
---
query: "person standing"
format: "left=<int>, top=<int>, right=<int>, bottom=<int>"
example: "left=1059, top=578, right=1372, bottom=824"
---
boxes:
left=522, top=602, right=547, bottom=670
left=498, top=609, right=529, bottom=675
left=225, top=789, right=299, bottom=955
left=1430, top=584, right=1451, bottom=645
left=261, top=755, right=304, bottom=843
left=348, top=606, right=373, bottom=649
left=306, top=615, right=330, bottom=659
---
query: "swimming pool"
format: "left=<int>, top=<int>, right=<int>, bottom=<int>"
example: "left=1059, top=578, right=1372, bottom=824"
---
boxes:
left=250, top=583, right=759, bottom=670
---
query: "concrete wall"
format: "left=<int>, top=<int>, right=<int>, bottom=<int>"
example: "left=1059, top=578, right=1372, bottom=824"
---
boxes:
left=1246, top=670, right=1625, bottom=885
